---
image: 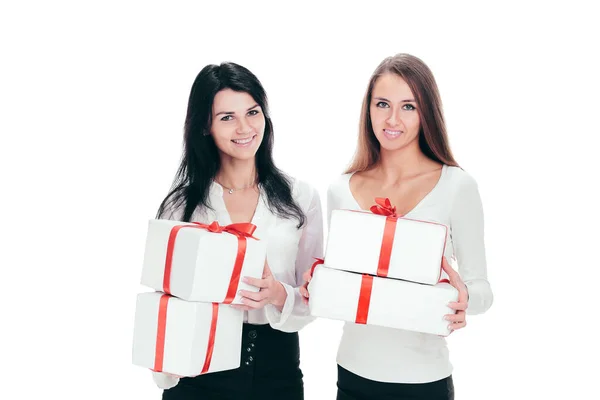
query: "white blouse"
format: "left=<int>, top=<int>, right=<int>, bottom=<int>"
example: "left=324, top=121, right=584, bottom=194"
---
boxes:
left=152, top=178, right=324, bottom=389
left=328, top=164, right=494, bottom=384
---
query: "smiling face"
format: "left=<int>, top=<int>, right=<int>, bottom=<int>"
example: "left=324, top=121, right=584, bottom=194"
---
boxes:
left=210, top=88, right=265, bottom=161
left=369, top=73, right=421, bottom=153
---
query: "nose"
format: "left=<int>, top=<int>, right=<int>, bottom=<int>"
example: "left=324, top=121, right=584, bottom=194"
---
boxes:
left=237, top=117, right=253, bottom=135
left=386, top=107, right=401, bottom=127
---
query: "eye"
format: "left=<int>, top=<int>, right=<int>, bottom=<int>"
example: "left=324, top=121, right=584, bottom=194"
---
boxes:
left=376, top=101, right=390, bottom=108
left=248, top=109, right=260, bottom=116
left=403, top=104, right=416, bottom=111
left=220, top=115, right=233, bottom=121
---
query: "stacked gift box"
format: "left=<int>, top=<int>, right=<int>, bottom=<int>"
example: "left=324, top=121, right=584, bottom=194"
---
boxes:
left=308, top=198, right=459, bottom=336
left=132, top=219, right=266, bottom=377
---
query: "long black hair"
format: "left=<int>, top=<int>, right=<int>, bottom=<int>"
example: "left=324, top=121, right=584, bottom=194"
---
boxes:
left=156, top=62, right=306, bottom=228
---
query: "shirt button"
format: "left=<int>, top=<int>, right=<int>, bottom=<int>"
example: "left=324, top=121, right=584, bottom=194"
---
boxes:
left=244, top=361, right=250, bottom=366
left=248, top=356, right=254, bottom=362
left=246, top=347, right=252, bottom=352
left=248, top=330, right=257, bottom=339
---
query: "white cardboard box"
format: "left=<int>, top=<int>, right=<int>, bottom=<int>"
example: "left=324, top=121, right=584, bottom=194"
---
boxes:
left=141, top=219, right=266, bottom=303
left=308, top=265, right=458, bottom=336
left=132, top=292, right=243, bottom=376
left=325, top=209, right=448, bottom=285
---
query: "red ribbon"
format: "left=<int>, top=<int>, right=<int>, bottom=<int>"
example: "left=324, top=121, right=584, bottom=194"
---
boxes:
left=163, top=221, right=258, bottom=304
left=355, top=198, right=399, bottom=324
left=151, top=221, right=256, bottom=374
left=153, top=294, right=170, bottom=372
left=201, top=303, right=219, bottom=373
left=152, top=295, right=220, bottom=374
left=370, top=197, right=400, bottom=277
left=309, top=257, right=324, bottom=277
left=352, top=198, right=448, bottom=324
left=355, top=274, right=373, bottom=324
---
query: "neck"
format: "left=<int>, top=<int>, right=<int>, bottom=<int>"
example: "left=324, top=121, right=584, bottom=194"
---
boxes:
left=215, top=156, right=257, bottom=189
left=375, top=142, right=432, bottom=184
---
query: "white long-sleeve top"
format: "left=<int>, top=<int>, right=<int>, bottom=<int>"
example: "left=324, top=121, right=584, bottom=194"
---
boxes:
left=152, top=177, right=324, bottom=389
left=328, top=164, right=493, bottom=384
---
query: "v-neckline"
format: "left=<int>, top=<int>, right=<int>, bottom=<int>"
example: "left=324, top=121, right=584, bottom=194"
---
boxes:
left=211, top=181, right=265, bottom=226
left=346, top=164, right=447, bottom=217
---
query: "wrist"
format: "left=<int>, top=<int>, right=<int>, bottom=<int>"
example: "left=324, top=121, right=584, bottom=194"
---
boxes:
left=272, top=281, right=287, bottom=311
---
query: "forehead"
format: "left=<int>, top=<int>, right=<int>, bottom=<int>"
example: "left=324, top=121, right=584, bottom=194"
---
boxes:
left=372, top=73, right=414, bottom=100
left=212, top=89, right=257, bottom=111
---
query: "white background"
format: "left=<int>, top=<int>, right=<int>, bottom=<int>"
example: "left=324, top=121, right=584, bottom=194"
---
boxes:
left=1, top=1, right=599, bottom=399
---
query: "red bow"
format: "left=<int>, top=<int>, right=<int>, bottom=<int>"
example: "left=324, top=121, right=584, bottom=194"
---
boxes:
left=369, top=197, right=398, bottom=217
left=192, top=221, right=258, bottom=239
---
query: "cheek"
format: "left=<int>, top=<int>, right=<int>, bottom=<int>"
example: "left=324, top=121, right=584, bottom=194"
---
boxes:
left=406, top=113, right=420, bottom=132
left=370, top=108, right=385, bottom=128
left=210, top=124, right=232, bottom=147
left=251, top=118, right=266, bottom=136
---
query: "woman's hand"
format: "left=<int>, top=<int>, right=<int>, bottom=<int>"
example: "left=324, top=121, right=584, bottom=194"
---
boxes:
left=441, top=257, right=469, bottom=332
left=233, top=262, right=287, bottom=311
left=299, top=268, right=312, bottom=305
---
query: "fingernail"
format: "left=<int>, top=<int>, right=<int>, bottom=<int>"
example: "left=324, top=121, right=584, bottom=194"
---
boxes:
left=242, top=277, right=249, bottom=283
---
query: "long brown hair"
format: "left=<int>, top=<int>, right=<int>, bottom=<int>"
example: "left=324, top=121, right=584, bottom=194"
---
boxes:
left=345, top=53, right=459, bottom=173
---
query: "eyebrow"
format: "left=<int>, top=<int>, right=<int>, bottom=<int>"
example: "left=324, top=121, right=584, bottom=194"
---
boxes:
left=215, top=104, right=260, bottom=116
left=374, top=97, right=415, bottom=103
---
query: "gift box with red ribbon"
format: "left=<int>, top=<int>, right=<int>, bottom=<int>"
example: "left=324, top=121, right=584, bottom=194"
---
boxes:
left=132, top=292, right=244, bottom=377
left=325, top=198, right=448, bottom=286
left=307, top=262, right=458, bottom=336
left=140, top=219, right=266, bottom=304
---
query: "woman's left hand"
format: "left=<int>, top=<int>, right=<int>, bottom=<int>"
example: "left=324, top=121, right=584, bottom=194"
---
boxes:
left=232, top=262, right=287, bottom=311
left=441, top=256, right=469, bottom=333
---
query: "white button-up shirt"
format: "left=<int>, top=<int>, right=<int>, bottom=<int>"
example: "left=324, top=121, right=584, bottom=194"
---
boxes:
left=153, top=177, right=324, bottom=389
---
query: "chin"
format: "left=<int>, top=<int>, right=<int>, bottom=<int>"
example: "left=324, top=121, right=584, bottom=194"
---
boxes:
left=375, top=133, right=418, bottom=153
left=374, top=136, right=404, bottom=152
left=230, top=148, right=259, bottom=161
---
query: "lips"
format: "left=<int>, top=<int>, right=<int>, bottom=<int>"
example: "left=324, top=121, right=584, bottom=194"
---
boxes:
left=231, top=135, right=256, bottom=146
left=383, top=129, right=403, bottom=140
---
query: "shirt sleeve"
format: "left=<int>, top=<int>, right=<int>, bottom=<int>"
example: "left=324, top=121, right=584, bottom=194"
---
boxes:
left=450, top=173, right=494, bottom=315
left=265, top=185, right=325, bottom=332
left=151, top=371, right=179, bottom=390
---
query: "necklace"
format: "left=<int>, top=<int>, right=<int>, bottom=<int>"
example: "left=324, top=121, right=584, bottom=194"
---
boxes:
left=215, top=179, right=257, bottom=194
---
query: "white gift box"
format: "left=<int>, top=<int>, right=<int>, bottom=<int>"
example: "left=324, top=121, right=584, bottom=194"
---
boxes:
left=141, top=219, right=266, bottom=303
left=325, top=209, right=448, bottom=285
left=132, top=292, right=243, bottom=376
left=308, top=265, right=458, bottom=336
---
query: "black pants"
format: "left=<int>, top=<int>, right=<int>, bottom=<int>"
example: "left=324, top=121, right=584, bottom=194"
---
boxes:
left=162, top=323, right=303, bottom=400
left=336, top=365, right=454, bottom=400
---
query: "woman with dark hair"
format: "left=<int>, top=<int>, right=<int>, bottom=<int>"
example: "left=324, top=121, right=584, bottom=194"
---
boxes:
left=152, top=62, right=323, bottom=400
left=302, top=53, right=493, bottom=399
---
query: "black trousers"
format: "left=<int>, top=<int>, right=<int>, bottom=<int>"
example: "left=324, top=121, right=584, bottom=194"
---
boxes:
left=336, top=365, right=454, bottom=400
left=162, top=323, right=303, bottom=400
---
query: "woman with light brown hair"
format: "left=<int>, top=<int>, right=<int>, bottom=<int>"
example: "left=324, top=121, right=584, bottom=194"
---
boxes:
left=302, top=53, right=493, bottom=399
